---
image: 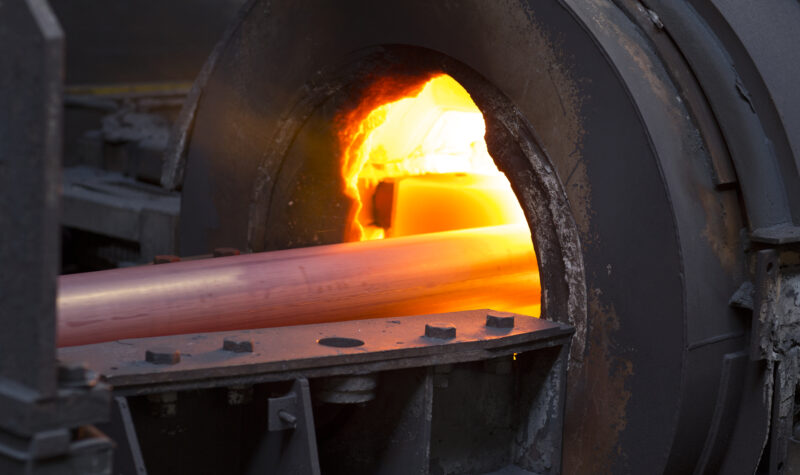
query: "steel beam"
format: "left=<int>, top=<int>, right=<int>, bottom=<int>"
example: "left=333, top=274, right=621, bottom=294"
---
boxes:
left=0, top=0, right=63, bottom=400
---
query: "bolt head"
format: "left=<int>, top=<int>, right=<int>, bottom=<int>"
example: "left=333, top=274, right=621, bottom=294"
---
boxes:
left=223, top=338, right=254, bottom=353
left=425, top=322, right=456, bottom=339
left=145, top=347, right=181, bottom=365
left=486, top=313, right=515, bottom=329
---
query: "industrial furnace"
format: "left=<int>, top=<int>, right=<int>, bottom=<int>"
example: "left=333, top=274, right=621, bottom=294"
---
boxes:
left=2, top=0, right=800, bottom=474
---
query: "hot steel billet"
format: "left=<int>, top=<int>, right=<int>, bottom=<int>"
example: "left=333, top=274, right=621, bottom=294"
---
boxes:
left=57, top=224, right=540, bottom=347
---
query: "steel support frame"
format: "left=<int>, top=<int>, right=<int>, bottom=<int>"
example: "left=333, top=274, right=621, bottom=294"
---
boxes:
left=61, top=310, right=573, bottom=474
left=0, top=1, right=111, bottom=473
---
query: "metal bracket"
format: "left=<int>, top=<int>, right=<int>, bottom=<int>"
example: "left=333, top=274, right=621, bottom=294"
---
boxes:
left=61, top=310, right=572, bottom=473
left=268, top=392, right=299, bottom=431
left=247, top=378, right=320, bottom=475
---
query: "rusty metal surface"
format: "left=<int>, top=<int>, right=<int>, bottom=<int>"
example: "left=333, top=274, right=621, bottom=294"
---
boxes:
left=58, top=309, right=571, bottom=393
left=752, top=251, right=800, bottom=362
left=741, top=250, right=800, bottom=472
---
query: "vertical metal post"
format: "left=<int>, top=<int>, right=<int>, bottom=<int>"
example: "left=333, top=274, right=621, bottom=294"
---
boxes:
left=0, top=3, right=112, bottom=473
left=0, top=0, right=64, bottom=397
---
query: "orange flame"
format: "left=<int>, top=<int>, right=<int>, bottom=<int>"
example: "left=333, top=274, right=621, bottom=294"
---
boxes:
left=335, top=73, right=540, bottom=317
left=337, top=74, right=527, bottom=241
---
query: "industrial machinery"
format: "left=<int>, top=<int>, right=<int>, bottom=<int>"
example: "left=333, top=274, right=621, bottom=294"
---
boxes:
left=3, top=0, right=800, bottom=473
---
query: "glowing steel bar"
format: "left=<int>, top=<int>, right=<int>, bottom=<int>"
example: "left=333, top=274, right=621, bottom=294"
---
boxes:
left=57, top=224, right=539, bottom=347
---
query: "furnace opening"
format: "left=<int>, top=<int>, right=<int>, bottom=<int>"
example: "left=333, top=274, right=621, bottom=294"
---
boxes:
left=336, top=74, right=540, bottom=316
left=338, top=74, right=527, bottom=241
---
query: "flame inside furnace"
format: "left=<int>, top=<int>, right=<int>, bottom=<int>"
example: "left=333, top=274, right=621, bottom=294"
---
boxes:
left=336, top=73, right=540, bottom=317
left=338, top=74, right=527, bottom=241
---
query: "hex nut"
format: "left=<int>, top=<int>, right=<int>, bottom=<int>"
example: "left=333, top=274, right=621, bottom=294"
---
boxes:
left=145, top=347, right=181, bottom=365
left=223, top=338, right=254, bottom=353
left=486, top=313, right=515, bottom=329
left=425, top=322, right=456, bottom=339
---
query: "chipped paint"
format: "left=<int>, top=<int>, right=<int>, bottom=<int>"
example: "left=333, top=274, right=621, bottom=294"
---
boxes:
left=564, top=288, right=633, bottom=474
left=699, top=189, right=742, bottom=274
